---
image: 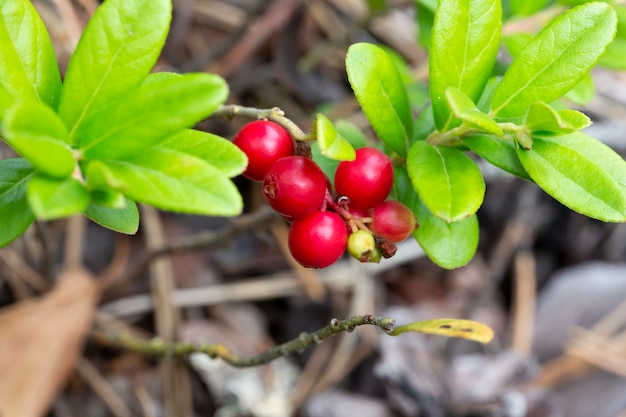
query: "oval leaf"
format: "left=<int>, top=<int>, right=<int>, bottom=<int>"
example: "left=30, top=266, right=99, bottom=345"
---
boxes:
left=0, top=158, right=35, bottom=247
left=78, top=73, right=228, bottom=160
left=27, top=175, right=90, bottom=220
left=84, top=199, right=139, bottom=235
left=389, top=318, right=494, bottom=344
left=346, top=43, right=412, bottom=156
left=3, top=100, right=74, bottom=178
left=525, top=101, right=590, bottom=134
left=407, top=141, right=485, bottom=222
left=430, top=0, right=502, bottom=130
left=313, top=114, right=356, bottom=161
left=0, top=0, right=61, bottom=112
left=160, top=129, right=247, bottom=178
left=491, top=3, right=617, bottom=118
left=395, top=166, right=479, bottom=269
left=517, top=132, right=626, bottom=222
left=59, top=0, right=172, bottom=136
left=85, top=148, right=243, bottom=216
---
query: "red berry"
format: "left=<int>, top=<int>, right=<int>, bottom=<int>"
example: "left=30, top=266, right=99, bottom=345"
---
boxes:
left=370, top=200, right=417, bottom=243
left=233, top=120, right=294, bottom=181
left=263, top=156, right=327, bottom=219
left=288, top=211, right=347, bottom=268
left=334, top=148, right=393, bottom=210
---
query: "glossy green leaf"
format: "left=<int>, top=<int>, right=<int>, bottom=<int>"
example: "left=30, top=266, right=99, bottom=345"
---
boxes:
left=312, top=114, right=356, bottom=161
left=27, top=175, right=89, bottom=220
left=463, top=135, right=531, bottom=180
left=517, top=132, right=626, bottom=222
left=407, top=141, right=485, bottom=222
left=0, top=0, right=61, bottom=113
left=394, top=166, right=479, bottom=269
left=59, top=0, right=172, bottom=136
left=77, top=73, right=228, bottom=160
left=430, top=0, right=501, bottom=130
left=2, top=100, right=74, bottom=178
left=524, top=101, right=591, bottom=133
left=84, top=199, right=139, bottom=234
left=503, top=32, right=534, bottom=58
left=85, top=147, right=243, bottom=216
left=160, top=129, right=247, bottom=178
left=389, top=318, right=494, bottom=343
left=346, top=43, right=412, bottom=156
left=491, top=3, right=617, bottom=118
left=445, top=87, right=504, bottom=136
left=0, top=159, right=35, bottom=247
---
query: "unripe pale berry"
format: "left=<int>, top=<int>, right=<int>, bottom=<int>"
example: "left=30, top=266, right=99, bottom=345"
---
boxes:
left=347, top=230, right=378, bottom=263
left=263, top=156, right=327, bottom=219
left=334, top=148, right=393, bottom=210
left=288, top=211, right=348, bottom=268
left=233, top=120, right=294, bottom=181
left=370, top=200, right=417, bottom=243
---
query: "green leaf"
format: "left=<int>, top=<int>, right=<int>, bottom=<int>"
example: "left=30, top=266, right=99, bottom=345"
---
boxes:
left=0, top=158, right=35, bottom=247
left=2, top=100, right=74, bottom=178
left=463, top=135, right=531, bottom=180
left=58, top=0, right=172, bottom=136
left=389, top=318, right=494, bottom=343
left=346, top=43, right=412, bottom=156
left=503, top=32, right=534, bottom=58
left=394, top=166, right=479, bottom=268
left=312, top=114, right=356, bottom=161
left=85, top=148, right=243, bottom=216
left=524, top=101, right=591, bottom=133
left=84, top=199, right=139, bottom=234
left=160, top=129, right=247, bottom=178
left=517, top=132, right=626, bottom=222
left=27, top=175, right=89, bottom=220
left=77, top=73, right=228, bottom=160
left=429, top=0, right=502, bottom=130
left=491, top=3, right=617, bottom=118
left=407, top=141, right=485, bottom=222
left=445, top=87, right=504, bottom=136
left=0, top=0, right=61, bottom=113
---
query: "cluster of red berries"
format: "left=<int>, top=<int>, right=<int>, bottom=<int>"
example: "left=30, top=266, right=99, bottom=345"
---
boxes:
left=233, top=120, right=417, bottom=268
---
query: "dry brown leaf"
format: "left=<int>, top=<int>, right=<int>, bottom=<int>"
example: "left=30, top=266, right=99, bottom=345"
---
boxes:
left=0, top=268, right=100, bottom=417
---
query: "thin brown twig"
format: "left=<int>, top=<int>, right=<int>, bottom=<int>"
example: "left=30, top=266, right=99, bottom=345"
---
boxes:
left=97, top=314, right=396, bottom=368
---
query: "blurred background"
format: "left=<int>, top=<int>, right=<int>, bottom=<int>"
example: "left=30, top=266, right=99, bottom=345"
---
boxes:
left=2, top=0, right=626, bottom=416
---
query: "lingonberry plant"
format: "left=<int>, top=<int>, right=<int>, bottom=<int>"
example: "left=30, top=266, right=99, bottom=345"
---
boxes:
left=1, top=0, right=625, bottom=271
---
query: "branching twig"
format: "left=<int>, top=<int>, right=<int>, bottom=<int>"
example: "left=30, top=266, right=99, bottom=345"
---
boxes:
left=213, top=104, right=314, bottom=142
left=98, top=314, right=396, bottom=368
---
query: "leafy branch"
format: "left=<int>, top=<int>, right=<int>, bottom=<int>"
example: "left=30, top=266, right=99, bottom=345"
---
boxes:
left=97, top=314, right=494, bottom=368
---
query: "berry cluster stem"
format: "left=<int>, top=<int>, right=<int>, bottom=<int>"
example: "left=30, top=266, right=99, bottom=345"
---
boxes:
left=97, top=315, right=396, bottom=368
left=214, top=104, right=316, bottom=142
left=324, top=190, right=370, bottom=233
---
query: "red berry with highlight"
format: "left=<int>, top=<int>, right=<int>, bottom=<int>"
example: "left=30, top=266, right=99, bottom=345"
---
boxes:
left=334, top=148, right=393, bottom=210
left=233, top=120, right=294, bottom=181
left=288, top=211, right=348, bottom=268
left=370, top=200, right=417, bottom=243
left=263, top=156, right=327, bottom=219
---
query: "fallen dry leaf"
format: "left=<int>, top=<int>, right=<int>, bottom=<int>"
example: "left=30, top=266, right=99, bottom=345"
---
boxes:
left=0, top=268, right=100, bottom=417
